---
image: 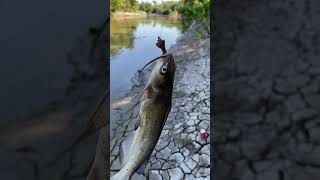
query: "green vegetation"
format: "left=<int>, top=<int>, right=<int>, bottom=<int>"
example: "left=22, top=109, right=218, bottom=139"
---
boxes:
left=110, top=0, right=180, bottom=15
left=111, top=0, right=209, bottom=32
left=110, top=0, right=139, bottom=13
left=177, top=0, right=210, bottom=31
left=139, top=1, right=179, bottom=15
left=177, top=0, right=209, bottom=23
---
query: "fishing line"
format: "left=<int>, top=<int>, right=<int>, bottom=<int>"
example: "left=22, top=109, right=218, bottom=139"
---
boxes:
left=138, top=55, right=166, bottom=75
left=139, top=0, right=166, bottom=80
left=159, top=0, right=164, bottom=37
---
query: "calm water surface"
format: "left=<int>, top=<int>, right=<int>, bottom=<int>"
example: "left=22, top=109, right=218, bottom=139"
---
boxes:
left=110, top=16, right=183, bottom=102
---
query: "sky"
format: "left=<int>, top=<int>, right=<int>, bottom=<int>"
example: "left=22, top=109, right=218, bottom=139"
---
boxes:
left=137, top=0, right=180, bottom=4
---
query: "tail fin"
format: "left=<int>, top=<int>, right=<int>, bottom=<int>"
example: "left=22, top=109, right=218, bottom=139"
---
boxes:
left=113, top=131, right=136, bottom=180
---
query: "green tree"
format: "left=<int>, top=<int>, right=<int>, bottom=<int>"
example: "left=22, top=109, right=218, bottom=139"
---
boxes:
left=111, top=0, right=140, bottom=13
left=177, top=0, right=210, bottom=30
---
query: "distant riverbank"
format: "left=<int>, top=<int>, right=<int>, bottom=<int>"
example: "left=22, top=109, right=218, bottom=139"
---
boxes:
left=111, top=11, right=181, bottom=19
left=111, top=11, right=147, bottom=17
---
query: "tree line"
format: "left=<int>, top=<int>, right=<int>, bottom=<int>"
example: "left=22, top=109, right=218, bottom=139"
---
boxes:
left=111, top=0, right=210, bottom=29
left=110, top=0, right=139, bottom=13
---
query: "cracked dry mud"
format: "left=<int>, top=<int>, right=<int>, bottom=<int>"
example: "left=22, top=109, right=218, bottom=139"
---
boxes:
left=214, top=0, right=320, bottom=180
left=110, top=33, right=210, bottom=179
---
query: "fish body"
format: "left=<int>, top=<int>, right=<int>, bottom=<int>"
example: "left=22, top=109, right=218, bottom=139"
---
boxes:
left=112, top=53, right=175, bottom=180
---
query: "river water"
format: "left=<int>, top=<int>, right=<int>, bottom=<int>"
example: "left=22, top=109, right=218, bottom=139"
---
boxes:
left=110, top=16, right=183, bottom=104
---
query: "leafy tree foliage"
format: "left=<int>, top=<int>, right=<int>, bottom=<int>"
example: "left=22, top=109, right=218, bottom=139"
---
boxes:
left=177, top=0, right=210, bottom=28
left=111, top=0, right=209, bottom=31
left=110, top=0, right=139, bottom=13
left=139, top=1, right=179, bottom=15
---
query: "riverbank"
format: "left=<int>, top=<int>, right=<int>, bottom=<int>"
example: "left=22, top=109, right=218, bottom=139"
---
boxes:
left=111, top=11, right=181, bottom=19
left=111, top=11, right=147, bottom=17
left=147, top=11, right=181, bottom=19
left=110, top=20, right=210, bottom=179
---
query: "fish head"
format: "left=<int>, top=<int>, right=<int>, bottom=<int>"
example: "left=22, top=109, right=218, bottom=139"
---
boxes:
left=151, top=53, right=176, bottom=89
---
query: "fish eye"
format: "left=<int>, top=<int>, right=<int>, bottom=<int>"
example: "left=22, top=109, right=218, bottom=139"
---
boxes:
left=161, top=66, right=167, bottom=74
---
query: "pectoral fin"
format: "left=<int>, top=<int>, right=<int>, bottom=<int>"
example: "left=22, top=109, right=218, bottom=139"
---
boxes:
left=134, top=113, right=141, bottom=130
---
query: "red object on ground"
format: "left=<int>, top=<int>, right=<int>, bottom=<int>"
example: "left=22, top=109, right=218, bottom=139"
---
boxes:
left=200, top=129, right=207, bottom=141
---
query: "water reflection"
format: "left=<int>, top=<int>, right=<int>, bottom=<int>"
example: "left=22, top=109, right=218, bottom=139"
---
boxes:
left=110, top=16, right=182, bottom=101
left=110, top=16, right=183, bottom=58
